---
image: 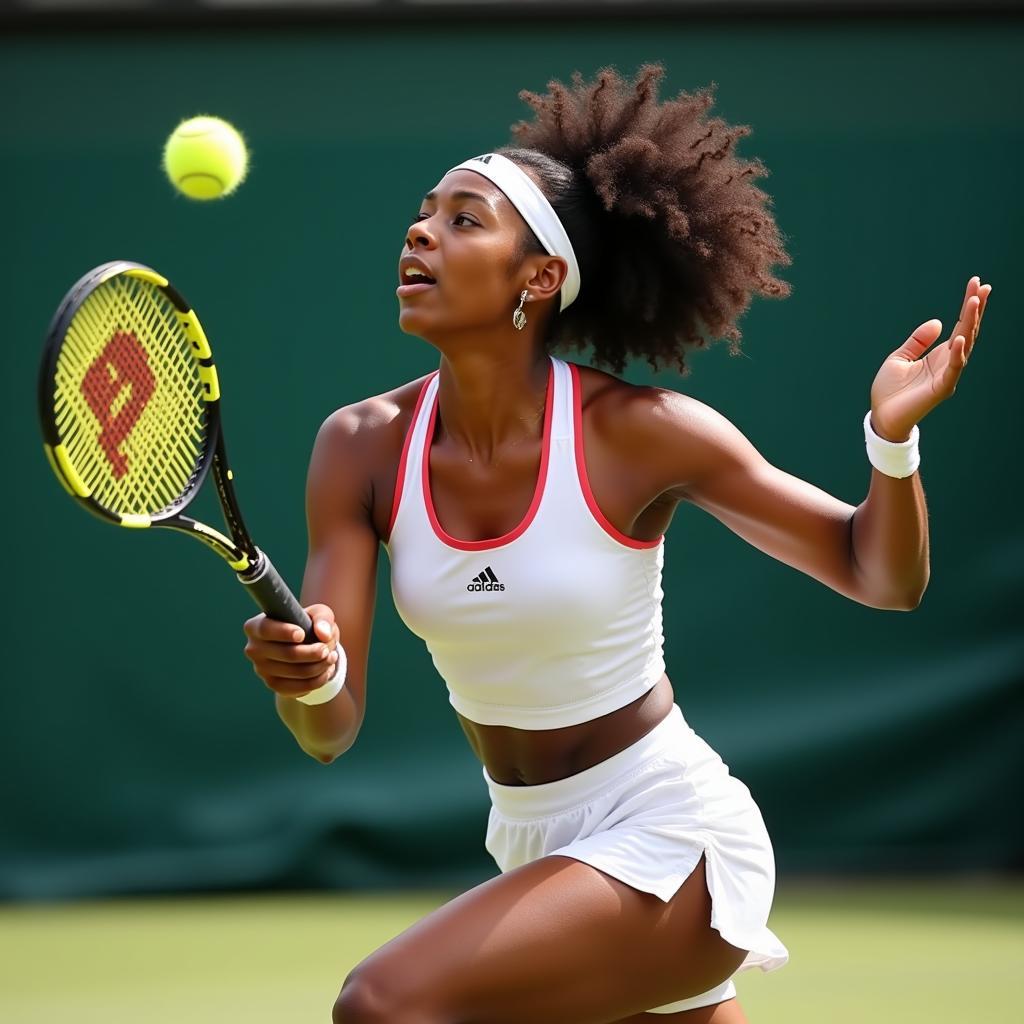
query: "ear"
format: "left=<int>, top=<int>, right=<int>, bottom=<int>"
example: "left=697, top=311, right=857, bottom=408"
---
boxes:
left=522, top=255, right=568, bottom=305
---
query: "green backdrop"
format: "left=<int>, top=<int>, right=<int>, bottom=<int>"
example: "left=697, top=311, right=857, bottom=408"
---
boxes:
left=2, top=16, right=1021, bottom=900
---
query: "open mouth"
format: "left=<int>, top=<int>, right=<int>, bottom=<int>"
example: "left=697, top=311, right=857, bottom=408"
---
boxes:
left=397, top=271, right=438, bottom=296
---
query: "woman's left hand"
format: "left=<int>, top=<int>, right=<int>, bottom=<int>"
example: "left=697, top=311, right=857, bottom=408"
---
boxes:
left=868, top=276, right=992, bottom=442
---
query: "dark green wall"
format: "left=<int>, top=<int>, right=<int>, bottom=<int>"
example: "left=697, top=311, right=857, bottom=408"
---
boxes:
left=2, top=17, right=1021, bottom=899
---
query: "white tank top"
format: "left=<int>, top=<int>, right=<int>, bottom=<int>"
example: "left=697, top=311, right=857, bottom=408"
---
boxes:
left=383, top=354, right=666, bottom=730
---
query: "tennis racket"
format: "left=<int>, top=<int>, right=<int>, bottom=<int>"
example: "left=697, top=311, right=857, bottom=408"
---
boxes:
left=37, top=259, right=314, bottom=643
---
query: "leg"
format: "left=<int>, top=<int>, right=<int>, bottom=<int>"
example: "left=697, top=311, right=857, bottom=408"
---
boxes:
left=332, top=851, right=748, bottom=1024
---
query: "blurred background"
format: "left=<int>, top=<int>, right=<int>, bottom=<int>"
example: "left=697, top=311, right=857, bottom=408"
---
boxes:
left=2, top=1, right=1022, bottom=1021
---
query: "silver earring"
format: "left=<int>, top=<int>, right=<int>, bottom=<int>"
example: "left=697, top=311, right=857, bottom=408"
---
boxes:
left=513, top=290, right=528, bottom=331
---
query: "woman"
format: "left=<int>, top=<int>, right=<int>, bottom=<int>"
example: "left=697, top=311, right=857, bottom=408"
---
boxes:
left=243, top=65, right=989, bottom=1023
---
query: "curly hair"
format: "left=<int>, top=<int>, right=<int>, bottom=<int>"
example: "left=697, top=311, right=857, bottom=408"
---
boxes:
left=497, top=63, right=792, bottom=377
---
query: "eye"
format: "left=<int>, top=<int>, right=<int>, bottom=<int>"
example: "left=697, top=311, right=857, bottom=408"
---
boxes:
left=414, top=213, right=477, bottom=226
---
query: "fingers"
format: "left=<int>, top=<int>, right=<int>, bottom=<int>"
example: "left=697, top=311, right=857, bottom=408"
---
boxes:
left=958, top=288, right=985, bottom=361
left=252, top=637, right=337, bottom=666
left=243, top=612, right=306, bottom=644
left=305, top=602, right=337, bottom=647
left=267, top=662, right=341, bottom=699
left=305, top=602, right=336, bottom=625
left=953, top=277, right=991, bottom=359
left=243, top=606, right=337, bottom=645
left=943, top=335, right=968, bottom=392
left=977, top=282, right=991, bottom=328
left=242, top=605, right=341, bottom=696
left=897, top=318, right=943, bottom=359
left=964, top=296, right=980, bottom=358
left=246, top=637, right=339, bottom=689
left=955, top=276, right=979, bottom=325
left=970, top=283, right=991, bottom=357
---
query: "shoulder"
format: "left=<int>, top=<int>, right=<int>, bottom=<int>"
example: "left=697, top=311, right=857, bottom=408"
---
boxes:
left=313, top=371, right=434, bottom=463
left=306, top=372, right=435, bottom=525
left=573, top=360, right=708, bottom=442
left=572, top=361, right=754, bottom=499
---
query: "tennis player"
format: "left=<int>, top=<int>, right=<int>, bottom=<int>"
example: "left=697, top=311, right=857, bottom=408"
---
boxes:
left=242, top=65, right=989, bottom=1023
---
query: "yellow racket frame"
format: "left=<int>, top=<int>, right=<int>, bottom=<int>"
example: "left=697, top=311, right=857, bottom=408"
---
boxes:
left=38, top=261, right=249, bottom=569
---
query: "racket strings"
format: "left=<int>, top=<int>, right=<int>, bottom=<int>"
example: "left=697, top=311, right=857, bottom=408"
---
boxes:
left=52, top=276, right=209, bottom=516
left=90, top=277, right=205, bottom=506
left=112, top=279, right=205, bottom=484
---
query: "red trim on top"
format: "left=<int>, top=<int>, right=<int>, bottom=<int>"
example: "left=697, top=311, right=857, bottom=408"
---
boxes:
left=569, top=362, right=663, bottom=550
left=422, top=360, right=555, bottom=551
left=384, top=371, right=438, bottom=545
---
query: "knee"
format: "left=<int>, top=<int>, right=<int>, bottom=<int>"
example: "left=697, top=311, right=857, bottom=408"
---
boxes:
left=333, top=968, right=383, bottom=1024
left=332, top=966, right=415, bottom=1024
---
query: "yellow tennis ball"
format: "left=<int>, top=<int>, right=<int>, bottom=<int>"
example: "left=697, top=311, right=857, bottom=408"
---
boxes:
left=163, top=116, right=249, bottom=200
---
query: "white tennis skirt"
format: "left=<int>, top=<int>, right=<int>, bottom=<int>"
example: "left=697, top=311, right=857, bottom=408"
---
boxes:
left=482, top=702, right=789, bottom=1015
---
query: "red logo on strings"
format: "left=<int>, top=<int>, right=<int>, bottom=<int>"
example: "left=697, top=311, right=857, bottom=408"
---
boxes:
left=80, top=331, right=157, bottom=479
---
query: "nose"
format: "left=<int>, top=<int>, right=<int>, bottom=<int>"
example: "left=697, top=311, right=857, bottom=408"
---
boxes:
left=405, top=214, right=437, bottom=250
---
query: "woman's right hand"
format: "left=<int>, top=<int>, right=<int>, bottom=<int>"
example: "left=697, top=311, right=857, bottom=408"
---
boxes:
left=243, top=603, right=341, bottom=700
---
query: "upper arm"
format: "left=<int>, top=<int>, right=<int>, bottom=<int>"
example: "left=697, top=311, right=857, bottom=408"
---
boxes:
left=296, top=404, right=381, bottom=728
left=642, top=390, right=867, bottom=604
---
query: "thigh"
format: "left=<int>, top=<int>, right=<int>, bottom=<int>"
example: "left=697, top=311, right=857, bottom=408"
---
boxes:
left=335, top=851, right=748, bottom=1024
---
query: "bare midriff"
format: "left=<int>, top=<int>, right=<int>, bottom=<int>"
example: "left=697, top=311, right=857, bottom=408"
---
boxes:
left=455, top=673, right=675, bottom=785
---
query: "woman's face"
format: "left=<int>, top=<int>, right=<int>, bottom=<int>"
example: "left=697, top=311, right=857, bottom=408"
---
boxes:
left=397, top=169, right=532, bottom=341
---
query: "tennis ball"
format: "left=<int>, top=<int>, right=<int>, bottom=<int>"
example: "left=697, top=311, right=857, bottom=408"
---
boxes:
left=163, top=115, right=249, bottom=200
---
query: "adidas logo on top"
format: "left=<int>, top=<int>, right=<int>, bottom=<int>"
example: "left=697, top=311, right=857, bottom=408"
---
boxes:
left=467, top=566, right=505, bottom=592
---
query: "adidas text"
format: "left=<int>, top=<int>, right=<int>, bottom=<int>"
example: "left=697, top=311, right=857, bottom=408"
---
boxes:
left=468, top=567, right=505, bottom=592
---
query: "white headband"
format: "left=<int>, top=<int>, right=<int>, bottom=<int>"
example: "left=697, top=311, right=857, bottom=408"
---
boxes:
left=444, top=153, right=581, bottom=313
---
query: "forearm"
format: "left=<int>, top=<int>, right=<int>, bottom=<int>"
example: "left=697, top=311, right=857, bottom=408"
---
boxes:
left=275, top=685, right=361, bottom=763
left=850, top=460, right=930, bottom=609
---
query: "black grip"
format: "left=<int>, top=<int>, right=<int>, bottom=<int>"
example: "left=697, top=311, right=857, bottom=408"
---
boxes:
left=237, top=549, right=315, bottom=644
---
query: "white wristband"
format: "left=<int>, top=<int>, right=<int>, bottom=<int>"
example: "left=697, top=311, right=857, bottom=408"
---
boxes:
left=863, top=410, right=920, bottom=478
left=295, top=644, right=348, bottom=706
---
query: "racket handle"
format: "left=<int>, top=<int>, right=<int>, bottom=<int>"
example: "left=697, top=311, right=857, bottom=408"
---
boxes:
left=237, top=549, right=315, bottom=643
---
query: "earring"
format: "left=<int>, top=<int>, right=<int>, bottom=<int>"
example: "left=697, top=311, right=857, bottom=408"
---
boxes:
left=513, top=290, right=528, bottom=331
